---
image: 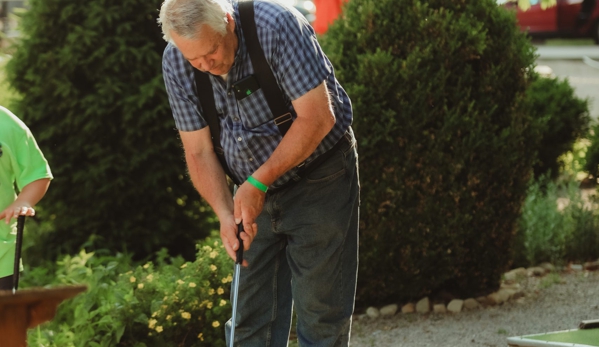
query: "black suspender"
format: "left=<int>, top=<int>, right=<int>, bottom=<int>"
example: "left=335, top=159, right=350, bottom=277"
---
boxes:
left=193, top=0, right=293, bottom=184
left=238, top=0, right=293, bottom=134
left=193, top=71, right=238, bottom=184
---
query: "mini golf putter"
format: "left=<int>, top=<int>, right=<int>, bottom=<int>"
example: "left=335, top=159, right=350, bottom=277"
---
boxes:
left=12, top=215, right=25, bottom=294
left=229, top=223, right=244, bottom=347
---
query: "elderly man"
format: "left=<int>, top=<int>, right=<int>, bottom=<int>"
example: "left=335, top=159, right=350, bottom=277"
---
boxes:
left=158, top=0, right=359, bottom=345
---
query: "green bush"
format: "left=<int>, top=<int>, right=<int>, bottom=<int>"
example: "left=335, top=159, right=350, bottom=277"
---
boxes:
left=26, top=238, right=233, bottom=347
left=321, top=0, right=537, bottom=305
left=514, top=175, right=599, bottom=267
left=525, top=76, right=590, bottom=179
left=583, top=123, right=599, bottom=179
left=0, top=55, right=18, bottom=106
left=5, top=0, right=215, bottom=262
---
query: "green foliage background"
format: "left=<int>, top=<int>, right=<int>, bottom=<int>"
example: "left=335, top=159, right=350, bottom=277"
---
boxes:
left=322, top=0, right=538, bottom=305
left=5, top=0, right=216, bottom=261
left=525, top=77, right=590, bottom=179
left=583, top=124, right=599, bottom=179
left=516, top=176, right=599, bottom=267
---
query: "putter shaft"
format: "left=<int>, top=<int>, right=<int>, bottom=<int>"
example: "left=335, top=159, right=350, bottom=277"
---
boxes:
left=229, top=223, right=244, bottom=347
left=13, top=215, right=25, bottom=293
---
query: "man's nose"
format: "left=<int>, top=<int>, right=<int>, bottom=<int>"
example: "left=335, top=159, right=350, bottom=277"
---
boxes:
left=195, top=57, right=212, bottom=72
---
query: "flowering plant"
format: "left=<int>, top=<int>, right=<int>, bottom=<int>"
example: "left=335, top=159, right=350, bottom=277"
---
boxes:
left=26, top=237, right=234, bottom=347
left=125, top=240, right=233, bottom=346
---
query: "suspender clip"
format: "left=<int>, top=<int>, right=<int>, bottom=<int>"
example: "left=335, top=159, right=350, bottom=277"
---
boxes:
left=274, top=113, right=293, bottom=126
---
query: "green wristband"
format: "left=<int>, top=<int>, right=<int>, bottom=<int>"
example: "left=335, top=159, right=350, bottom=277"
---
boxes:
left=247, top=176, right=268, bottom=193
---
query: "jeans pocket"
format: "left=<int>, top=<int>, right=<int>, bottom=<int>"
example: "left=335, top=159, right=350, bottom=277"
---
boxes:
left=305, top=150, right=346, bottom=184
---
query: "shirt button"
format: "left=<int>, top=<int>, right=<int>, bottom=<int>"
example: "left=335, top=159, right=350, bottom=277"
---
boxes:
left=249, top=158, right=253, bottom=162
left=234, top=117, right=239, bottom=122
left=228, top=91, right=232, bottom=96
left=237, top=137, right=242, bottom=142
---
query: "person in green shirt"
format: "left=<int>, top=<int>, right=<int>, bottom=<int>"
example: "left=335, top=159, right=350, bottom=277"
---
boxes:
left=0, top=106, right=52, bottom=290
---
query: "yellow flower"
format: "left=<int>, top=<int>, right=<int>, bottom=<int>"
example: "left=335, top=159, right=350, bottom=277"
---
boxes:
left=137, top=283, right=144, bottom=289
left=206, top=302, right=213, bottom=309
left=208, top=289, right=215, bottom=295
left=222, top=274, right=233, bottom=283
left=212, top=321, right=220, bottom=328
left=181, top=312, right=191, bottom=320
left=146, top=274, right=154, bottom=282
left=198, top=333, right=204, bottom=341
left=210, top=265, right=217, bottom=272
left=130, top=276, right=136, bottom=283
left=213, top=241, right=218, bottom=246
left=148, top=319, right=157, bottom=329
left=209, top=251, right=217, bottom=259
left=180, top=263, right=188, bottom=269
left=220, top=299, right=227, bottom=307
left=166, top=315, right=172, bottom=321
left=202, top=245, right=212, bottom=252
left=152, top=311, right=159, bottom=318
left=217, top=287, right=224, bottom=295
left=143, top=263, right=150, bottom=269
left=177, top=279, right=185, bottom=285
left=156, top=326, right=163, bottom=333
left=189, top=282, right=197, bottom=288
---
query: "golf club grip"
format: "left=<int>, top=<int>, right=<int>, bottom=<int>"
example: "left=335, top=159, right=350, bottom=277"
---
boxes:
left=236, top=223, right=244, bottom=264
left=13, top=215, right=25, bottom=290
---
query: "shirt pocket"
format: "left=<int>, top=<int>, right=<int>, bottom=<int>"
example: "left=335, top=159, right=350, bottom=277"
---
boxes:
left=237, top=89, right=276, bottom=129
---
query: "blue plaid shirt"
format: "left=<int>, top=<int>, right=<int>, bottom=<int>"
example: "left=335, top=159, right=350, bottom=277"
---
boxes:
left=162, top=0, right=353, bottom=187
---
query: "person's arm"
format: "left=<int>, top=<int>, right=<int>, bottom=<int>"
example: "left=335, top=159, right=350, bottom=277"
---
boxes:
left=254, top=82, right=334, bottom=184
left=0, top=178, right=51, bottom=224
left=233, top=81, right=335, bottom=233
left=179, top=127, right=254, bottom=265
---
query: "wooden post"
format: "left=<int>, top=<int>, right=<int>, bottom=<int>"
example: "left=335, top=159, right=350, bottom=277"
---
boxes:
left=0, top=285, right=87, bottom=347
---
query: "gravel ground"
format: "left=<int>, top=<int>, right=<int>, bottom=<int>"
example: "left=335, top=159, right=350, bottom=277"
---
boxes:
left=349, top=270, right=599, bottom=347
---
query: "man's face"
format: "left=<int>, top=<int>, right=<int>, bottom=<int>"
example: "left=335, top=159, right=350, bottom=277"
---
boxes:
left=171, top=13, right=237, bottom=76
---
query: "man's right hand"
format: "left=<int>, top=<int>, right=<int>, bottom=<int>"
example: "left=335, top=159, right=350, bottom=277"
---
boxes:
left=220, top=213, right=255, bottom=267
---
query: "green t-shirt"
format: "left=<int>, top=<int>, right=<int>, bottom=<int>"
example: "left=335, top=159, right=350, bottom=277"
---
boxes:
left=0, top=106, right=53, bottom=277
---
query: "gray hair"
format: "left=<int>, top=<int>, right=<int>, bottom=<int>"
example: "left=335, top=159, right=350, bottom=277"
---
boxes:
left=158, top=0, right=233, bottom=42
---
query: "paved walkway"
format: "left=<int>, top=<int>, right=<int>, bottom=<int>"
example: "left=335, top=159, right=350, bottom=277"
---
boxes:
left=536, top=46, right=599, bottom=60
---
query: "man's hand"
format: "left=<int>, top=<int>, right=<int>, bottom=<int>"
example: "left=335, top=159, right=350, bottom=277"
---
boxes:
left=0, top=203, right=34, bottom=225
left=219, top=212, right=255, bottom=267
left=232, top=181, right=264, bottom=252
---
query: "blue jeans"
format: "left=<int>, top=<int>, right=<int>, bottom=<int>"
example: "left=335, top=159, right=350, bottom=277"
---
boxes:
left=225, top=132, right=360, bottom=347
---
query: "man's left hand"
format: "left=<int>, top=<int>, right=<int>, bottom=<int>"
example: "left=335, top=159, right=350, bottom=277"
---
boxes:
left=233, top=182, right=264, bottom=252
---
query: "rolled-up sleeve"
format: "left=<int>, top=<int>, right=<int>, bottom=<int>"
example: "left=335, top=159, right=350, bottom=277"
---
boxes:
left=162, top=45, right=208, bottom=132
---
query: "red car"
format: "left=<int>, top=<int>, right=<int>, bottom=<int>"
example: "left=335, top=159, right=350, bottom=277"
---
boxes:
left=500, top=0, right=599, bottom=43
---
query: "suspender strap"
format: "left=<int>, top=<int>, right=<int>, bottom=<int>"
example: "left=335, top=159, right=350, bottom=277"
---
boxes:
left=193, top=70, right=240, bottom=185
left=193, top=0, right=294, bottom=185
left=238, top=0, right=293, bottom=136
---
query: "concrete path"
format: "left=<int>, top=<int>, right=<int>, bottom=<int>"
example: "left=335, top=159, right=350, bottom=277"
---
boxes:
left=536, top=45, right=599, bottom=60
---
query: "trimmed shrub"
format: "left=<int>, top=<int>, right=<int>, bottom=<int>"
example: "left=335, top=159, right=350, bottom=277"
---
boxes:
left=5, top=0, right=215, bottom=261
left=524, top=76, right=590, bottom=179
left=321, top=0, right=537, bottom=305
left=25, top=238, right=232, bottom=347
